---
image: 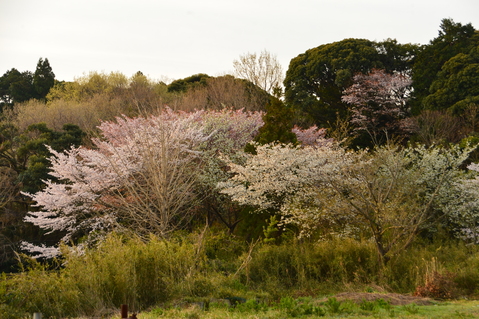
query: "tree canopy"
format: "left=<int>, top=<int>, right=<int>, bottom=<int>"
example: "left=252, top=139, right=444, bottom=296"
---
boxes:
left=0, top=69, right=35, bottom=106
left=167, top=73, right=211, bottom=93
left=284, top=38, right=417, bottom=128
left=423, top=45, right=479, bottom=114
left=33, top=58, right=55, bottom=100
left=0, top=122, right=85, bottom=194
left=0, top=58, right=55, bottom=108
left=411, top=18, right=479, bottom=114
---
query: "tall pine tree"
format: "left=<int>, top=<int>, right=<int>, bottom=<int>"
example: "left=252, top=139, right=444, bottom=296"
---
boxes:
left=33, top=58, right=55, bottom=100
left=252, top=96, right=297, bottom=146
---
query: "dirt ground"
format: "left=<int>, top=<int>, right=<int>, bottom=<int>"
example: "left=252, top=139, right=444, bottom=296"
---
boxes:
left=321, top=292, right=434, bottom=306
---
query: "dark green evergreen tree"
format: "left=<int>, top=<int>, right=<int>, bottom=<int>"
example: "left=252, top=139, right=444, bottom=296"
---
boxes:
left=253, top=97, right=297, bottom=145
left=423, top=45, right=479, bottom=114
left=33, top=58, right=55, bottom=100
left=0, top=68, right=35, bottom=106
left=17, top=123, right=85, bottom=194
left=167, top=73, right=210, bottom=93
left=0, top=123, right=85, bottom=194
left=0, top=122, right=84, bottom=270
left=411, top=19, right=478, bottom=114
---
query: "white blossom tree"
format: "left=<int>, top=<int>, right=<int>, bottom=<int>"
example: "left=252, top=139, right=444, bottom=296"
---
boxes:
left=219, top=142, right=473, bottom=265
left=325, top=144, right=472, bottom=265
left=443, top=162, right=479, bottom=243
left=217, top=142, right=351, bottom=236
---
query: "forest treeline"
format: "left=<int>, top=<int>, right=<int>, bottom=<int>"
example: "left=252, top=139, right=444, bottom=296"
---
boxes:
left=0, top=18, right=479, bottom=318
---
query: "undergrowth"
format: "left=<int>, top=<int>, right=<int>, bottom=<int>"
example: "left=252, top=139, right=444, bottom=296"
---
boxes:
left=1, top=231, right=479, bottom=318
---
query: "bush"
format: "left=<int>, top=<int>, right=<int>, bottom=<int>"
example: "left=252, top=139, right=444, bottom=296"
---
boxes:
left=414, top=271, right=459, bottom=299
left=244, top=238, right=378, bottom=295
left=0, top=259, right=81, bottom=318
left=278, top=296, right=325, bottom=317
left=454, top=253, right=479, bottom=295
left=0, top=232, right=220, bottom=317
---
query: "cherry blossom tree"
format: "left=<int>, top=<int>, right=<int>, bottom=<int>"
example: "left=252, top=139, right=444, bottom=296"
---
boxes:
left=219, top=142, right=473, bottom=265
left=217, top=142, right=350, bottom=236
left=342, top=69, right=412, bottom=145
left=443, top=162, right=479, bottom=243
left=292, top=125, right=333, bottom=148
left=325, top=144, right=472, bottom=265
left=189, top=108, right=264, bottom=232
left=22, top=108, right=264, bottom=257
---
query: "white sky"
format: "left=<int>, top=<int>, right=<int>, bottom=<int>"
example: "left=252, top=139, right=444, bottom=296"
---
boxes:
left=1, top=0, right=478, bottom=83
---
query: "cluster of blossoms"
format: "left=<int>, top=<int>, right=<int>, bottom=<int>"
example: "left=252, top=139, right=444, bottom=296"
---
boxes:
left=443, top=162, right=479, bottom=243
left=22, top=108, right=264, bottom=257
left=217, top=141, right=349, bottom=236
left=218, top=141, right=475, bottom=262
left=342, top=69, right=412, bottom=143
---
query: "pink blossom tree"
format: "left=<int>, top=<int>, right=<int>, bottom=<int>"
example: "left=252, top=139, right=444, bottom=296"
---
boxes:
left=22, top=108, right=264, bottom=257
left=342, top=69, right=412, bottom=145
left=292, top=125, right=333, bottom=148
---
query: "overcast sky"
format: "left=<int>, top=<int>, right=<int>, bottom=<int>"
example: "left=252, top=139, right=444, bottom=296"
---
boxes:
left=1, top=0, right=478, bottom=83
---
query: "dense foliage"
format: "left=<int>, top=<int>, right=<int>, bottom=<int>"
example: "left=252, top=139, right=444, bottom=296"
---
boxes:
left=0, top=58, right=54, bottom=107
left=411, top=19, right=479, bottom=114
left=284, top=38, right=417, bottom=128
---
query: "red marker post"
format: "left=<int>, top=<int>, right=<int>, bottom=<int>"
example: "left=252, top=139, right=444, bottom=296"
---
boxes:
left=121, top=304, right=128, bottom=318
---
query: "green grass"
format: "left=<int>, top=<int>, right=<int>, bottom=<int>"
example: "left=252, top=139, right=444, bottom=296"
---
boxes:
left=95, top=299, right=479, bottom=319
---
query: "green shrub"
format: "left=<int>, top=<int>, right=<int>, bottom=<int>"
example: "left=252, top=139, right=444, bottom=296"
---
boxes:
left=234, top=298, right=268, bottom=313
left=0, top=259, right=81, bottom=318
left=387, top=241, right=479, bottom=294
left=278, top=296, right=325, bottom=317
left=61, top=234, right=182, bottom=312
left=324, top=297, right=344, bottom=314
left=191, top=278, right=215, bottom=297
left=453, top=252, right=479, bottom=295
left=245, top=238, right=378, bottom=294
left=359, top=299, right=377, bottom=311
left=202, top=230, right=245, bottom=274
left=1, top=232, right=218, bottom=317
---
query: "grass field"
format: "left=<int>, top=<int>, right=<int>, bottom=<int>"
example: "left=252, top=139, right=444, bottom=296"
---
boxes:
left=98, top=296, right=479, bottom=319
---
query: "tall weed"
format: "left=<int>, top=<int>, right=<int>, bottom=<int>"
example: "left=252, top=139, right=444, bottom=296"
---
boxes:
left=245, top=238, right=378, bottom=295
left=0, top=259, right=80, bottom=318
left=3, top=232, right=479, bottom=318
left=1, top=232, right=218, bottom=318
left=62, top=233, right=207, bottom=312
